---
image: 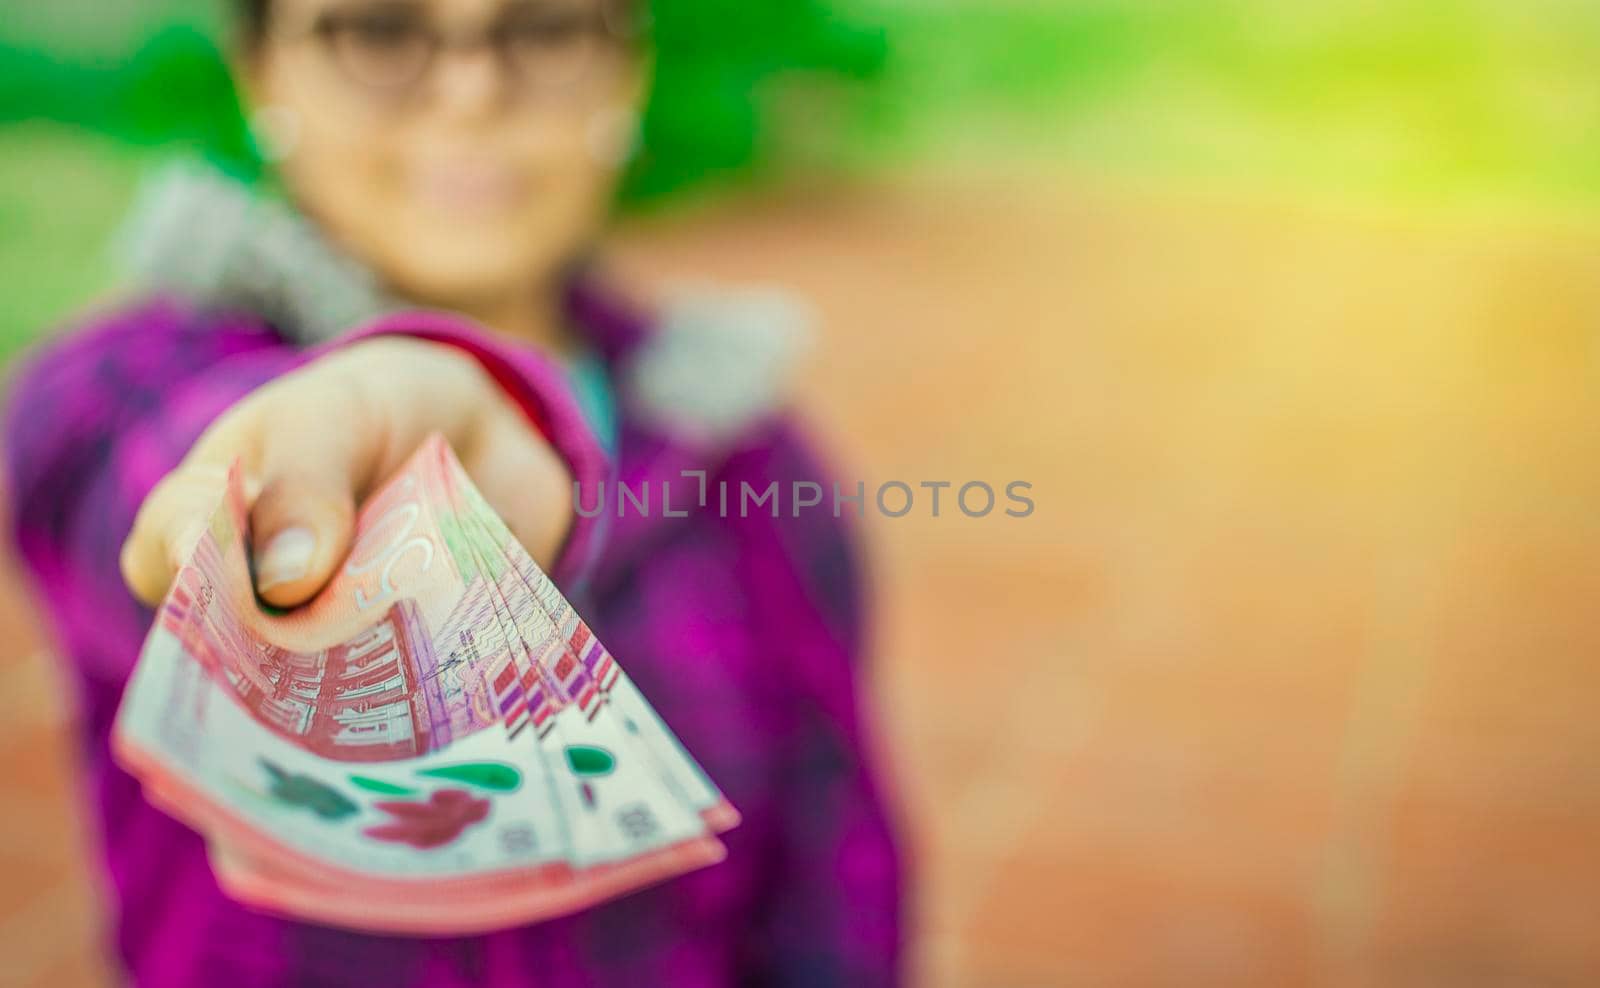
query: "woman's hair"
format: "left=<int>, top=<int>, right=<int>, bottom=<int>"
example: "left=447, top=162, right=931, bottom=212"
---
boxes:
left=236, top=0, right=271, bottom=45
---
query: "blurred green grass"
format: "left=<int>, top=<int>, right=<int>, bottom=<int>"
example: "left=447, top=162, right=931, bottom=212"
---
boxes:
left=871, top=0, right=1600, bottom=205
left=2, top=0, right=1597, bottom=359
left=0, top=127, right=144, bottom=356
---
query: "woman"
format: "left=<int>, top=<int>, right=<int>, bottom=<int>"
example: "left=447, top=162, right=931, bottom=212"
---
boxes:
left=1, top=0, right=903, bottom=983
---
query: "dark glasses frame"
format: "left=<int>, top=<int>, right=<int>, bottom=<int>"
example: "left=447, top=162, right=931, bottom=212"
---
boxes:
left=276, top=0, right=645, bottom=100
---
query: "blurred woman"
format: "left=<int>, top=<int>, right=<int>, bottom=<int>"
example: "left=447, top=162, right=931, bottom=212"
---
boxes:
left=1, top=0, right=903, bottom=983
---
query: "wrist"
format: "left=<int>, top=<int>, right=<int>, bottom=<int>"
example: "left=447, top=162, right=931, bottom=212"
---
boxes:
left=323, top=309, right=611, bottom=587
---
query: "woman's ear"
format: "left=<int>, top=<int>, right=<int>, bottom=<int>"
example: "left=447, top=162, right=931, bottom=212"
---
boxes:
left=584, top=50, right=651, bottom=168
left=622, top=44, right=652, bottom=105
left=623, top=46, right=654, bottom=113
left=234, top=42, right=302, bottom=164
left=231, top=38, right=268, bottom=114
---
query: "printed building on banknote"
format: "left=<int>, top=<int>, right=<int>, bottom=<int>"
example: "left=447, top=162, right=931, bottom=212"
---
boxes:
left=161, top=520, right=623, bottom=762
left=163, top=543, right=456, bottom=763
left=224, top=598, right=445, bottom=761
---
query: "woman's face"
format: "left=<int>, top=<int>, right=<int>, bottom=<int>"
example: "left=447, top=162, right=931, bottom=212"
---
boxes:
left=243, top=0, right=643, bottom=309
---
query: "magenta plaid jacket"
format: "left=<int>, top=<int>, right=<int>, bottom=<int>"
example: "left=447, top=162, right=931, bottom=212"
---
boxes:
left=0, top=284, right=904, bottom=986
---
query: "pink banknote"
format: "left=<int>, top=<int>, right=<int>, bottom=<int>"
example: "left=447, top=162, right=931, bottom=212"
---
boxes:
left=114, top=434, right=737, bottom=934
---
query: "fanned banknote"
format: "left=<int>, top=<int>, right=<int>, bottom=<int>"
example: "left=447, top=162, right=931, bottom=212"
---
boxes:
left=113, top=433, right=738, bottom=934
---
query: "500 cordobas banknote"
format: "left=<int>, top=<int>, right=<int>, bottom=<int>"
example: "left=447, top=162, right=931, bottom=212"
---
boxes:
left=114, top=433, right=738, bottom=935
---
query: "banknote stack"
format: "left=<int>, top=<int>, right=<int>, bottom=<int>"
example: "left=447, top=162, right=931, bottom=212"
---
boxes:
left=113, top=434, right=738, bottom=935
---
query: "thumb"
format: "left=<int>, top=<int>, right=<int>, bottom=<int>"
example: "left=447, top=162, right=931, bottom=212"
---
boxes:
left=249, top=458, right=358, bottom=609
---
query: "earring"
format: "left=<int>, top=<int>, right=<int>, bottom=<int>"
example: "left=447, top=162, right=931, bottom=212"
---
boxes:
left=249, top=105, right=302, bottom=163
left=585, top=105, right=640, bottom=169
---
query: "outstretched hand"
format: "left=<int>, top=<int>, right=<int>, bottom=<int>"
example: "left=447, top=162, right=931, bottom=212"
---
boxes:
left=120, top=336, right=572, bottom=609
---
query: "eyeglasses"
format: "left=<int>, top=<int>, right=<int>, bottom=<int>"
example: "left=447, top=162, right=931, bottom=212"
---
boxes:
left=287, top=1, right=641, bottom=99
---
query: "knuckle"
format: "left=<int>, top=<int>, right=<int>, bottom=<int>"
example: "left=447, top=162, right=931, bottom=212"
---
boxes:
left=117, top=537, right=142, bottom=585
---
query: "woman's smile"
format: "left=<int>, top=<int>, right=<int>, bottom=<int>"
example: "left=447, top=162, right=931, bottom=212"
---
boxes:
left=405, top=154, right=532, bottom=215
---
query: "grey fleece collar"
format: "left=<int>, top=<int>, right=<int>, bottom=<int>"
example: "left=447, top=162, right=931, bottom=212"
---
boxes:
left=114, top=158, right=812, bottom=449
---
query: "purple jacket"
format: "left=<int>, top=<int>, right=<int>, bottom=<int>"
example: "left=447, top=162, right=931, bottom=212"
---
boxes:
left=1, top=285, right=903, bottom=986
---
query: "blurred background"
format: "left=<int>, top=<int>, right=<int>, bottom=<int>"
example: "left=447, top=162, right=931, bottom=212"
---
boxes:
left=2, top=0, right=1599, bottom=985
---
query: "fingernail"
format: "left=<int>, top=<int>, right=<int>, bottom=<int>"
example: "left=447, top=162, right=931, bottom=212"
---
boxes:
left=257, top=527, right=316, bottom=591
